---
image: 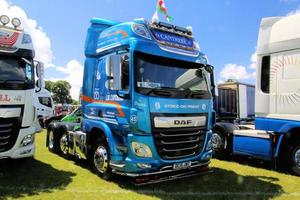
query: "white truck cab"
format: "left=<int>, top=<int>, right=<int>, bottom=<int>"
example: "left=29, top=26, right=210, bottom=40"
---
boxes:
left=0, top=15, right=43, bottom=159
left=35, top=88, right=54, bottom=130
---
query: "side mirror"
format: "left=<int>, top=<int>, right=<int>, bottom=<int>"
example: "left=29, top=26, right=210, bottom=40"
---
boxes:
left=117, top=90, right=130, bottom=99
left=35, top=61, right=44, bottom=92
left=205, top=64, right=217, bottom=98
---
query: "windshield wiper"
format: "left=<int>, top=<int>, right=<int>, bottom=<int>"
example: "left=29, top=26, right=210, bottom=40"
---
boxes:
left=184, top=89, right=208, bottom=98
left=146, top=87, right=175, bottom=95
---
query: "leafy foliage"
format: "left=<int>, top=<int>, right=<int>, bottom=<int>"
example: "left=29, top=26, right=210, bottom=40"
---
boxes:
left=45, top=80, right=72, bottom=104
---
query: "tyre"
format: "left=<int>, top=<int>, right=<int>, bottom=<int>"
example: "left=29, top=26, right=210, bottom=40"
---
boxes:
left=59, top=132, right=69, bottom=157
left=211, top=130, right=225, bottom=152
left=211, top=129, right=231, bottom=158
left=90, top=138, right=111, bottom=180
left=290, top=144, right=300, bottom=176
left=47, top=128, right=61, bottom=153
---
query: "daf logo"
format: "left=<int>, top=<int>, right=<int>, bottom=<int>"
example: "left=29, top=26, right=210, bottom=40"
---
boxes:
left=155, top=102, right=161, bottom=110
left=174, top=120, right=192, bottom=125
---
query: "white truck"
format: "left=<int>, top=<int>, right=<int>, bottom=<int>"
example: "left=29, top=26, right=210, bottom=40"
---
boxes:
left=35, top=88, right=54, bottom=129
left=212, top=13, right=300, bottom=175
left=0, top=15, right=43, bottom=159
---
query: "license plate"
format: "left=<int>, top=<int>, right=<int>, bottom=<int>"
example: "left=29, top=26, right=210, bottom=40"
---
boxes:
left=173, top=161, right=192, bottom=170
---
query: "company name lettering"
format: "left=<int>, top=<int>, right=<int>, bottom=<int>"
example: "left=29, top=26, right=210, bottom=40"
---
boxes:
left=0, top=94, right=11, bottom=102
left=174, top=120, right=192, bottom=125
left=164, top=104, right=200, bottom=109
left=154, top=32, right=193, bottom=47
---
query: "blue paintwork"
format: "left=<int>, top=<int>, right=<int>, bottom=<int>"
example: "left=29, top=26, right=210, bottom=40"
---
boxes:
left=82, top=18, right=213, bottom=174
left=232, top=117, right=300, bottom=160
left=233, top=136, right=273, bottom=160
left=256, top=117, right=300, bottom=133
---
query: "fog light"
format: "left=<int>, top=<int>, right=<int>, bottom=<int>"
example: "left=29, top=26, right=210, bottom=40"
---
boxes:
left=131, top=142, right=152, bottom=158
left=137, top=163, right=152, bottom=169
left=20, top=134, right=35, bottom=147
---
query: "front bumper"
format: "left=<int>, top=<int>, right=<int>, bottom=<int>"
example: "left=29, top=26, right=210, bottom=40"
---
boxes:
left=112, top=160, right=212, bottom=185
left=0, top=127, right=35, bottom=159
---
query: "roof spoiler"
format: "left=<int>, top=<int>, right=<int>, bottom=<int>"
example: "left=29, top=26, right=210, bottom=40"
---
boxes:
left=85, top=18, right=121, bottom=56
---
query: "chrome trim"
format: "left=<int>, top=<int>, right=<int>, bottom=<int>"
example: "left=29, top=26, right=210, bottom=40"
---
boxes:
left=165, top=152, right=196, bottom=159
left=162, top=145, right=198, bottom=152
left=0, top=129, right=11, bottom=133
left=0, top=136, right=10, bottom=140
left=160, top=131, right=201, bottom=137
left=112, top=161, right=210, bottom=177
left=110, top=162, right=126, bottom=169
left=0, top=123, right=13, bottom=128
left=161, top=137, right=200, bottom=145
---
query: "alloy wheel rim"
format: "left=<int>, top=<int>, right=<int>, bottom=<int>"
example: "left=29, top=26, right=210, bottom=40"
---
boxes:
left=211, top=133, right=223, bottom=150
left=93, top=146, right=109, bottom=174
left=48, top=131, right=54, bottom=149
left=60, top=134, right=68, bottom=154
left=294, top=148, right=300, bottom=168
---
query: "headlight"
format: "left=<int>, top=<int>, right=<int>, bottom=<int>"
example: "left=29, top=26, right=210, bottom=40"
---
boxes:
left=132, top=23, right=151, bottom=40
left=131, top=142, right=152, bottom=158
left=11, top=17, right=21, bottom=28
left=20, top=134, right=35, bottom=147
left=0, top=15, right=10, bottom=26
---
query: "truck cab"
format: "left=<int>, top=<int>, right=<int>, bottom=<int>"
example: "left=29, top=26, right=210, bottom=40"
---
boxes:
left=47, top=18, right=216, bottom=184
left=35, top=88, right=54, bottom=129
left=0, top=15, right=42, bottom=159
left=212, top=14, right=300, bottom=176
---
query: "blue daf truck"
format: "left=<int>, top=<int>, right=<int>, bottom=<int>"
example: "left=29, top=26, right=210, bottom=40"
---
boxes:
left=46, top=18, right=216, bottom=184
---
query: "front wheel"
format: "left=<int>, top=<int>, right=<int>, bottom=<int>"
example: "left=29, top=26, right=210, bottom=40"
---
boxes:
left=290, top=144, right=300, bottom=176
left=211, top=130, right=231, bottom=158
left=90, top=139, right=111, bottom=180
left=211, top=130, right=226, bottom=152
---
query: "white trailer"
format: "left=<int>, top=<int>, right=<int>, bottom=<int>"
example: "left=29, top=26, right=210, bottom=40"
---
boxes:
left=0, top=15, right=43, bottom=159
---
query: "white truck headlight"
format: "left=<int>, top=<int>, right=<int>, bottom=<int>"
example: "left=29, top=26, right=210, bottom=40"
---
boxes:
left=20, top=134, right=35, bottom=147
left=131, top=142, right=152, bottom=158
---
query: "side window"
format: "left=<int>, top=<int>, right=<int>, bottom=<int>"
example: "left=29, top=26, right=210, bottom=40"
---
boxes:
left=39, top=97, right=52, bottom=108
left=261, top=56, right=270, bottom=93
left=106, top=52, right=130, bottom=91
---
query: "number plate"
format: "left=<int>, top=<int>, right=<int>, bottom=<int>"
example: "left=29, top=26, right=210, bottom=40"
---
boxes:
left=173, top=161, right=192, bottom=170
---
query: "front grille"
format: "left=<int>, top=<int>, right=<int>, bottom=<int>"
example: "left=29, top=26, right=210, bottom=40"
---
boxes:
left=152, top=127, right=206, bottom=160
left=0, top=118, right=20, bottom=153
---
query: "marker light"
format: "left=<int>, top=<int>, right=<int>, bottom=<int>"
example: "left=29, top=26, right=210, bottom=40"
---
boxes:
left=186, top=26, right=193, bottom=35
left=0, top=15, right=10, bottom=26
left=11, top=18, right=21, bottom=28
left=132, top=23, right=151, bottom=40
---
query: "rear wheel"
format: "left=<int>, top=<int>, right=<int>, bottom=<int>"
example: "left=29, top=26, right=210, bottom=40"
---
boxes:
left=47, top=128, right=61, bottom=153
left=59, top=133, right=69, bottom=157
left=90, top=138, right=111, bottom=180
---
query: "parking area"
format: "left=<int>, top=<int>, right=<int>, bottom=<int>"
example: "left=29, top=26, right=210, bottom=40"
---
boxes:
left=0, top=129, right=299, bottom=200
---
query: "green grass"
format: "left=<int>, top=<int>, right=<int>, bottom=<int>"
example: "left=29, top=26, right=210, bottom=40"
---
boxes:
left=1, top=130, right=300, bottom=200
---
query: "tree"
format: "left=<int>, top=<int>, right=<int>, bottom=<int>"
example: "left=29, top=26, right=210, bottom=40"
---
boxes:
left=45, top=80, right=55, bottom=92
left=45, top=80, right=72, bottom=104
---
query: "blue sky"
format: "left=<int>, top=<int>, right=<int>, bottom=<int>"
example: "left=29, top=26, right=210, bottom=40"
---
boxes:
left=1, top=0, right=300, bottom=99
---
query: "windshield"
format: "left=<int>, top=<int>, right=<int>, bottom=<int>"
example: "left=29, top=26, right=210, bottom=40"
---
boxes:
left=0, top=55, right=34, bottom=90
left=134, top=52, right=211, bottom=99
